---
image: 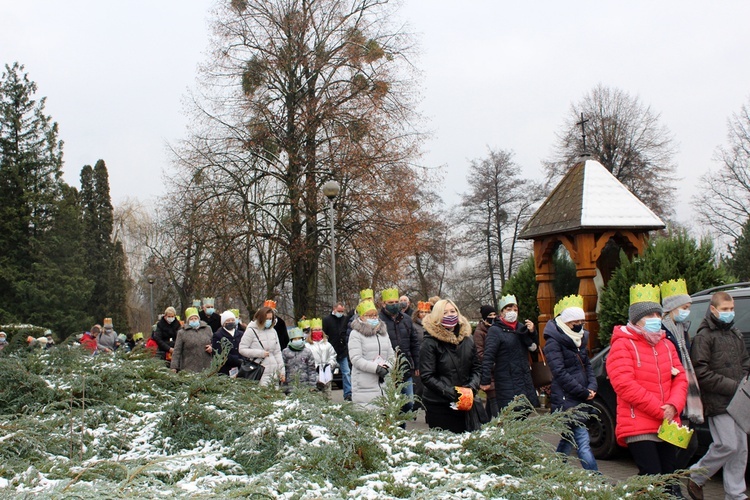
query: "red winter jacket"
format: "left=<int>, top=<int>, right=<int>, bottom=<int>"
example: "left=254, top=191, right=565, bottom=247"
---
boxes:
left=606, top=324, right=688, bottom=447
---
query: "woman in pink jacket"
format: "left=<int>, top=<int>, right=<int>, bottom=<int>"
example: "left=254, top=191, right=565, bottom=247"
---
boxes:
left=606, top=284, right=687, bottom=489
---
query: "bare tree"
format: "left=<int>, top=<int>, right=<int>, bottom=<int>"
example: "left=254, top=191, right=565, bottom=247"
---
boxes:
left=171, top=0, right=425, bottom=318
left=545, top=84, right=677, bottom=219
left=694, top=98, right=750, bottom=244
left=459, top=148, right=544, bottom=307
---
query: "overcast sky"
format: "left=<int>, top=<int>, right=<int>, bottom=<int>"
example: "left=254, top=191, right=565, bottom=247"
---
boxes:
left=2, top=1, right=749, bottom=232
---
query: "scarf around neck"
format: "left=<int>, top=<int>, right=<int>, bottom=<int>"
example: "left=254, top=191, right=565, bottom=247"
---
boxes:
left=627, top=322, right=663, bottom=346
left=555, top=316, right=583, bottom=347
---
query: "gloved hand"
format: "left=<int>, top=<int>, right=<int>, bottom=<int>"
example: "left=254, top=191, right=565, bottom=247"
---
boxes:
left=375, top=365, right=389, bottom=378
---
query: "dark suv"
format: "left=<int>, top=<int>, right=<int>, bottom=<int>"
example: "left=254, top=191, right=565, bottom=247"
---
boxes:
left=587, top=283, right=750, bottom=460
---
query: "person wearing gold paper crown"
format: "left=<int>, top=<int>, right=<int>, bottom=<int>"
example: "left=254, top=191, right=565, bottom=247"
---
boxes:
left=543, top=295, right=598, bottom=471
left=379, top=288, right=421, bottom=415
left=659, top=279, right=703, bottom=472
left=239, top=306, right=285, bottom=386
left=420, top=299, right=482, bottom=432
left=199, top=297, right=222, bottom=332
left=170, top=307, right=213, bottom=373
left=687, top=291, right=750, bottom=500
left=606, top=284, right=687, bottom=489
left=480, top=294, right=540, bottom=411
left=348, top=300, right=394, bottom=407
left=307, top=318, right=339, bottom=398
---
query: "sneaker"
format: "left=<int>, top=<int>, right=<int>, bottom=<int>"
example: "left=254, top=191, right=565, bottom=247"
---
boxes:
left=686, top=479, right=703, bottom=500
left=344, top=394, right=352, bottom=401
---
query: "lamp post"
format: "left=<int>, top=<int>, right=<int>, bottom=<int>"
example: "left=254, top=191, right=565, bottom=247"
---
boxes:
left=147, top=275, right=155, bottom=327
left=322, top=180, right=340, bottom=305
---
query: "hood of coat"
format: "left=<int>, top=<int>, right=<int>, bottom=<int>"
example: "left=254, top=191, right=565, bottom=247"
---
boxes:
left=351, top=316, right=388, bottom=337
left=423, top=315, right=472, bottom=345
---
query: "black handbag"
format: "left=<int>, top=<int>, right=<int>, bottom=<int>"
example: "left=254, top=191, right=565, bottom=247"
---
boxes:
left=238, top=328, right=266, bottom=381
left=530, top=350, right=553, bottom=389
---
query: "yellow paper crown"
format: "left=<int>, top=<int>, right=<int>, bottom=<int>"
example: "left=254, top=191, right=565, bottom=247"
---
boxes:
left=230, top=309, right=240, bottom=320
left=356, top=300, right=377, bottom=316
left=310, top=318, right=323, bottom=330
left=657, top=420, right=694, bottom=449
left=629, top=284, right=661, bottom=305
left=381, top=288, right=399, bottom=301
left=554, top=295, right=584, bottom=317
left=659, top=279, right=688, bottom=299
left=360, top=289, right=374, bottom=300
left=298, top=319, right=311, bottom=330
left=185, top=307, right=199, bottom=319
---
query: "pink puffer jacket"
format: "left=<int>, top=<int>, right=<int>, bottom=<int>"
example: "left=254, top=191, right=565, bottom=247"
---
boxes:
left=606, top=324, right=688, bottom=447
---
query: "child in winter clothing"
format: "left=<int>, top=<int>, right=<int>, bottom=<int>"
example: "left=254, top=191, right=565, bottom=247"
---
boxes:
left=307, top=319, right=339, bottom=399
left=282, top=328, right=317, bottom=389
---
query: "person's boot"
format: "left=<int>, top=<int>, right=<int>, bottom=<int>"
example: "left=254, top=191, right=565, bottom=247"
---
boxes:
left=686, top=478, right=703, bottom=500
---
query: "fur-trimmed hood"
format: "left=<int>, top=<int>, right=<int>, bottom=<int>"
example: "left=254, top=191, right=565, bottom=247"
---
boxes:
left=423, top=315, right=473, bottom=345
left=351, top=316, right=388, bottom=337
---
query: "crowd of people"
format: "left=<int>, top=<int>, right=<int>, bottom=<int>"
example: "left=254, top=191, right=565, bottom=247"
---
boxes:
left=16, top=279, right=750, bottom=498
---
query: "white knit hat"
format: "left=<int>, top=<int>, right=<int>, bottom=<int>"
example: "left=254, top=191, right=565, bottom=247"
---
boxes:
left=559, top=307, right=585, bottom=323
left=220, top=310, right=236, bottom=325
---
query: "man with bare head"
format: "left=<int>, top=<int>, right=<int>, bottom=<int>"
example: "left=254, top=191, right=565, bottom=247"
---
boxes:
left=687, top=291, right=750, bottom=500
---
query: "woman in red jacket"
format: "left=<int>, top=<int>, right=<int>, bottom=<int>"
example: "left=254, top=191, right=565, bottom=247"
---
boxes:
left=606, top=284, right=688, bottom=487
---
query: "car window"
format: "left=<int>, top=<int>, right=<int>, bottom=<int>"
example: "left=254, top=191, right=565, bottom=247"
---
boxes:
left=686, top=300, right=709, bottom=339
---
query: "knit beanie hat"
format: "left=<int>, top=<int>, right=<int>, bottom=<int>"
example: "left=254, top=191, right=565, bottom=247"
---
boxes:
left=628, top=301, right=663, bottom=325
left=660, top=279, right=691, bottom=313
left=480, top=305, right=497, bottom=321
left=220, top=310, right=236, bottom=326
left=559, top=307, right=585, bottom=323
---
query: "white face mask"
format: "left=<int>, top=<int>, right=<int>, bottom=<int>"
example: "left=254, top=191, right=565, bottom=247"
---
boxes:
left=166, top=317, right=175, bottom=324
left=503, top=311, right=518, bottom=322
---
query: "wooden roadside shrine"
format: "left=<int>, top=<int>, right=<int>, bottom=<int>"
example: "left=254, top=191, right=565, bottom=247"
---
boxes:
left=519, top=157, right=665, bottom=352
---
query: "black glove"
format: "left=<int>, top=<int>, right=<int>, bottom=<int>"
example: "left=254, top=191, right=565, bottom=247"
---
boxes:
left=375, top=365, right=389, bottom=378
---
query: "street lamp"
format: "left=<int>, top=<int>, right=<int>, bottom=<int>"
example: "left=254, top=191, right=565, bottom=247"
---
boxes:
left=147, top=275, right=155, bottom=327
left=322, top=180, right=340, bottom=305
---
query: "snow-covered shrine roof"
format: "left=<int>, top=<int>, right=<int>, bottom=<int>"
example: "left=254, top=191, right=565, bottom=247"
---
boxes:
left=519, top=157, right=665, bottom=239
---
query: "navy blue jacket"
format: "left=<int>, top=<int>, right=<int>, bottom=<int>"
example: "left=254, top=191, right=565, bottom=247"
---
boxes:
left=542, top=320, right=596, bottom=412
left=211, top=327, right=245, bottom=375
left=480, top=319, right=539, bottom=408
left=379, top=309, right=420, bottom=380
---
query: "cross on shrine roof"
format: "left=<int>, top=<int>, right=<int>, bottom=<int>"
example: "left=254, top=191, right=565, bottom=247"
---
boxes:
left=519, top=158, right=665, bottom=239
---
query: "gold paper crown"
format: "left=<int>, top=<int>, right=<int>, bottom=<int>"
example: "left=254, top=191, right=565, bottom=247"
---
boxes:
left=230, top=309, right=240, bottom=319
left=310, top=318, right=323, bottom=330
left=417, top=301, right=432, bottom=312
left=629, top=284, right=661, bottom=305
left=554, top=294, right=584, bottom=317
left=659, top=279, right=688, bottom=299
left=202, top=297, right=215, bottom=306
left=263, top=299, right=277, bottom=309
left=381, top=288, right=399, bottom=301
left=657, top=420, right=694, bottom=449
left=498, top=294, right=517, bottom=310
left=356, top=300, right=377, bottom=316
left=298, top=319, right=311, bottom=330
left=360, top=289, right=374, bottom=300
left=185, top=307, right=199, bottom=319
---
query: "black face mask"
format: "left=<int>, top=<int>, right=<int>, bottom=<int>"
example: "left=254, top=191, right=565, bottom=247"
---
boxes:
left=572, top=324, right=583, bottom=333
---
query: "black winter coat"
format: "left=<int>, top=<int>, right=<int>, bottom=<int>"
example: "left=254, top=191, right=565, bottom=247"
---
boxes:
left=420, top=317, right=481, bottom=405
left=379, top=309, right=420, bottom=379
left=480, top=319, right=539, bottom=408
left=322, top=312, right=349, bottom=360
left=274, top=317, right=289, bottom=350
left=154, top=317, right=181, bottom=358
left=212, top=327, right=245, bottom=376
left=691, top=312, right=750, bottom=417
left=542, top=320, right=596, bottom=412
left=199, top=310, right=222, bottom=333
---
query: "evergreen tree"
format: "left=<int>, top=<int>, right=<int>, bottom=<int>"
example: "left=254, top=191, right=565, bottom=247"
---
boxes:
left=598, top=231, right=731, bottom=345
left=727, top=217, right=750, bottom=281
left=0, top=62, right=64, bottom=324
left=80, top=159, right=119, bottom=323
left=107, top=240, right=130, bottom=331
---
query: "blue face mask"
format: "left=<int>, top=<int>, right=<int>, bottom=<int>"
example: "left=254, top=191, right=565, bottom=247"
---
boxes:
left=643, top=318, right=662, bottom=333
left=264, top=319, right=273, bottom=329
left=189, top=320, right=200, bottom=329
left=206, top=308, right=215, bottom=315
left=673, top=309, right=690, bottom=323
left=718, top=311, right=735, bottom=324
left=366, top=318, right=379, bottom=327
left=333, top=311, right=344, bottom=318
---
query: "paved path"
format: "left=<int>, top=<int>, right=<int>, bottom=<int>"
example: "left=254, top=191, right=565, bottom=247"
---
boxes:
left=331, top=388, right=736, bottom=499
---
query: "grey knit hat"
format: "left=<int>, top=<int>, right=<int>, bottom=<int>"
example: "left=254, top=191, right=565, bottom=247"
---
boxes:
left=662, top=294, right=691, bottom=313
left=629, top=301, right=663, bottom=325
